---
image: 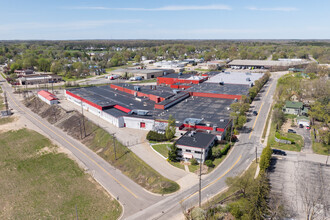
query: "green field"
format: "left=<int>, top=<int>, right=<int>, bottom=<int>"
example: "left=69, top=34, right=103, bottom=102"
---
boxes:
left=0, top=128, right=121, bottom=219
left=0, top=116, right=15, bottom=125
left=152, top=143, right=171, bottom=158
left=311, top=130, right=330, bottom=155
left=268, top=122, right=303, bottom=151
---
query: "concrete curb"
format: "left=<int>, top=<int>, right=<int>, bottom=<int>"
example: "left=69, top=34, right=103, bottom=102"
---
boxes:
left=149, top=144, right=167, bottom=160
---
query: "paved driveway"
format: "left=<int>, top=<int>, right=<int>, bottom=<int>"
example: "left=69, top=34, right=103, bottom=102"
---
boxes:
left=296, top=126, right=313, bottom=153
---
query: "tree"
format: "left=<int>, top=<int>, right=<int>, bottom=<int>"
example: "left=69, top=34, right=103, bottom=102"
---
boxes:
left=165, top=115, right=176, bottom=140
left=237, top=115, right=247, bottom=129
left=38, top=58, right=51, bottom=72
left=168, top=143, right=178, bottom=162
left=134, top=54, right=141, bottom=62
left=50, top=61, right=62, bottom=74
left=225, top=173, right=254, bottom=198
left=259, top=145, right=272, bottom=171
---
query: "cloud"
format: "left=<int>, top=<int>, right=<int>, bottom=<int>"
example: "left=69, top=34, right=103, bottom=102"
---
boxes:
left=70, top=4, right=232, bottom=11
left=247, top=7, right=298, bottom=12
left=0, top=19, right=140, bottom=32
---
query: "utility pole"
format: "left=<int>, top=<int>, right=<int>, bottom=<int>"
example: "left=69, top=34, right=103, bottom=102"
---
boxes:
left=4, top=92, right=9, bottom=115
left=113, top=134, right=117, bottom=160
left=199, top=151, right=203, bottom=207
left=255, top=146, right=258, bottom=163
left=80, top=100, right=86, bottom=138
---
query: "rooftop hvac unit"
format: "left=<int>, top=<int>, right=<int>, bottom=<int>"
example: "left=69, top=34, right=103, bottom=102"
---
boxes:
left=206, top=123, right=211, bottom=127
left=226, top=107, right=230, bottom=110
left=220, top=119, right=225, bottom=122
left=246, top=77, right=251, bottom=81
left=134, top=92, right=137, bottom=97
left=115, top=88, right=118, bottom=90
left=219, top=81, right=224, bottom=85
left=213, top=126, right=217, bottom=131
left=207, top=130, right=211, bottom=134
left=178, top=72, right=183, bottom=76
left=134, top=86, right=141, bottom=91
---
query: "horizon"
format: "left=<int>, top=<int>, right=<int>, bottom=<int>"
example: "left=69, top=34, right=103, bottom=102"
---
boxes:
left=1, top=0, right=329, bottom=40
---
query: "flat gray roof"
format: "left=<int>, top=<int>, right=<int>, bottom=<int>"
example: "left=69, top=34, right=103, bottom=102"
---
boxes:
left=111, top=68, right=172, bottom=74
left=187, top=82, right=250, bottom=96
left=206, top=71, right=264, bottom=85
left=228, top=59, right=311, bottom=67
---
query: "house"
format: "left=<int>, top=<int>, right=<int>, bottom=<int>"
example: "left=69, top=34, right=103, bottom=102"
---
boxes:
left=283, top=101, right=304, bottom=115
left=289, top=93, right=300, bottom=102
left=37, top=90, right=59, bottom=105
left=297, top=116, right=310, bottom=127
left=176, top=131, right=216, bottom=163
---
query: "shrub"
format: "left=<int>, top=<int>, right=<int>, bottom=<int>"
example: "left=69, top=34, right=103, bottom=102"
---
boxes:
left=168, top=144, right=178, bottom=162
left=146, top=130, right=168, bottom=142
left=259, top=145, right=272, bottom=171
left=190, top=158, right=198, bottom=165
left=221, top=143, right=232, bottom=155
left=205, top=160, right=214, bottom=168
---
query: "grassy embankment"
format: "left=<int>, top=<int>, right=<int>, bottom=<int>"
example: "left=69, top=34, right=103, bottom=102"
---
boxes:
left=0, top=128, right=121, bottom=219
left=268, top=122, right=303, bottom=151
left=26, top=97, right=179, bottom=194
left=311, top=130, right=330, bottom=155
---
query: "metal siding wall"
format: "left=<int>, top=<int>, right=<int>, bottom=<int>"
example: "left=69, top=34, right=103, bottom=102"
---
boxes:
left=123, top=117, right=154, bottom=130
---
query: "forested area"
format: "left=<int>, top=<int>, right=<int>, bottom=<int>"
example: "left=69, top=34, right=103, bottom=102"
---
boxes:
left=0, top=40, right=329, bottom=80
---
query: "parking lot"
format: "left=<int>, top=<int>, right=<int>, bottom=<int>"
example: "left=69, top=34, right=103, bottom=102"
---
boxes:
left=269, top=153, right=330, bottom=219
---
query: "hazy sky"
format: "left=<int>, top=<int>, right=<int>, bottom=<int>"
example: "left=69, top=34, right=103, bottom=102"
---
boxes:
left=1, top=0, right=329, bottom=40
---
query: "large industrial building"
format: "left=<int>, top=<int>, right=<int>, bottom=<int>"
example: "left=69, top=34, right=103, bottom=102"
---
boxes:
left=65, top=71, right=264, bottom=139
left=111, top=68, right=175, bottom=79
left=228, top=59, right=311, bottom=71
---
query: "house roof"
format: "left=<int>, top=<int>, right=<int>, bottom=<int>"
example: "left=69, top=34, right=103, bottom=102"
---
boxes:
left=38, top=90, right=58, bottom=101
left=285, top=101, right=303, bottom=109
left=176, top=131, right=216, bottom=149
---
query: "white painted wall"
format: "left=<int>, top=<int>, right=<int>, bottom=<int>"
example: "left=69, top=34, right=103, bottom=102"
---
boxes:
left=38, top=94, right=58, bottom=105
left=123, top=116, right=154, bottom=130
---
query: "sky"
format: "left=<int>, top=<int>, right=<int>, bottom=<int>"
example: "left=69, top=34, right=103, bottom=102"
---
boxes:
left=0, top=0, right=329, bottom=40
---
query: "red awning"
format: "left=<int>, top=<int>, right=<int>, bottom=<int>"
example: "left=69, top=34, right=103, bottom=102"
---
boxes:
left=114, top=105, right=131, bottom=113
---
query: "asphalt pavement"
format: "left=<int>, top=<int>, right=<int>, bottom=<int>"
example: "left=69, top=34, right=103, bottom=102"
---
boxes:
left=1, top=71, right=287, bottom=219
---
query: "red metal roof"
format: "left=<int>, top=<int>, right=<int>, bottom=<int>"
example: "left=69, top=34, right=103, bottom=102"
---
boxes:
left=38, top=90, right=58, bottom=101
left=114, top=105, right=131, bottom=113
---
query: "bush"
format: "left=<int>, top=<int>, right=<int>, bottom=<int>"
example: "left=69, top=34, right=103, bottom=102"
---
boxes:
left=168, top=144, right=178, bottom=162
left=221, top=143, right=232, bottom=155
left=146, top=130, right=168, bottom=142
left=259, top=145, right=272, bottom=171
left=205, top=160, right=214, bottom=168
left=190, top=158, right=198, bottom=165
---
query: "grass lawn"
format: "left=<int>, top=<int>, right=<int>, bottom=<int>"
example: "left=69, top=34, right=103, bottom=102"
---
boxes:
left=189, top=164, right=199, bottom=173
left=0, top=116, right=15, bottom=125
left=82, top=121, right=180, bottom=194
left=0, top=128, right=121, bottom=219
left=168, top=161, right=185, bottom=170
left=152, top=143, right=171, bottom=158
left=208, top=157, right=226, bottom=173
left=312, top=142, right=330, bottom=155
left=268, top=122, right=303, bottom=151
left=262, top=106, right=272, bottom=142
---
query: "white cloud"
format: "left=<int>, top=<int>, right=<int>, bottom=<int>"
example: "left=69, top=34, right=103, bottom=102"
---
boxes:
left=71, top=4, right=232, bottom=11
left=0, top=19, right=140, bottom=32
left=247, top=7, right=298, bottom=12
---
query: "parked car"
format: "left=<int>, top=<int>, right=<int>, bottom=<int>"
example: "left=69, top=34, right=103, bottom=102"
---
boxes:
left=272, top=149, right=287, bottom=156
left=299, top=124, right=304, bottom=128
left=288, top=129, right=296, bottom=133
left=253, top=111, right=258, bottom=116
left=306, top=126, right=311, bottom=130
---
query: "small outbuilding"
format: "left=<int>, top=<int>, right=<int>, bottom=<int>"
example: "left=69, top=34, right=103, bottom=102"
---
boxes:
left=297, top=116, right=310, bottom=127
left=37, top=90, right=59, bottom=105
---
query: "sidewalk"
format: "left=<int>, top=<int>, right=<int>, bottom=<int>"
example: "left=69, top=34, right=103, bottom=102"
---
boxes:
left=58, top=97, right=189, bottom=182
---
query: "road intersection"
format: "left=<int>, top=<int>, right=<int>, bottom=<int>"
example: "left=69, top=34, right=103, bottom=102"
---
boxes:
left=0, top=71, right=285, bottom=219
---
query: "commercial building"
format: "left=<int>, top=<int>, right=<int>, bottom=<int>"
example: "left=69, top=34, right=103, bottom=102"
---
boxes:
left=176, top=131, right=216, bottom=163
left=111, top=68, right=174, bottom=79
left=37, top=90, right=59, bottom=105
left=157, top=73, right=206, bottom=85
left=228, top=59, right=311, bottom=71
left=18, top=74, right=62, bottom=85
